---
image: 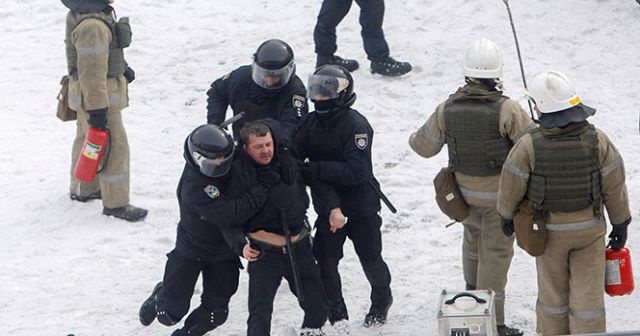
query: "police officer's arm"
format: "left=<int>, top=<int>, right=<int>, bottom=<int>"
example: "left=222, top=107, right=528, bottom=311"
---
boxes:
left=408, top=104, right=446, bottom=158
left=277, top=80, right=308, bottom=142
left=206, top=71, right=233, bottom=125
left=73, top=18, right=111, bottom=112
left=310, top=181, right=341, bottom=216
left=497, top=135, right=534, bottom=219
left=499, top=99, right=537, bottom=142
left=597, top=130, right=631, bottom=225
left=190, top=183, right=267, bottom=255
left=311, top=123, right=374, bottom=186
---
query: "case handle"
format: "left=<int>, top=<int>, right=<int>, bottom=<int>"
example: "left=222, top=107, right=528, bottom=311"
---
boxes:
left=444, top=292, right=487, bottom=305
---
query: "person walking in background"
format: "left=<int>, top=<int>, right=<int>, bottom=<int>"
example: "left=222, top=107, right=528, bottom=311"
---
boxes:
left=294, top=65, right=393, bottom=332
left=62, top=0, right=147, bottom=221
left=224, top=121, right=328, bottom=336
left=408, top=39, right=533, bottom=336
left=206, top=39, right=308, bottom=143
left=497, top=70, right=631, bottom=335
left=313, top=0, right=412, bottom=77
left=139, top=124, right=268, bottom=336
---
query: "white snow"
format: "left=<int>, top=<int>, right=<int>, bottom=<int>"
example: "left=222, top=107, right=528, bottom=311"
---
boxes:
left=1, top=0, right=639, bottom=335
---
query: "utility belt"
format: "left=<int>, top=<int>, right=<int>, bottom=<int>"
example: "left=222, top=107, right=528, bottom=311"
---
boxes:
left=247, top=224, right=310, bottom=254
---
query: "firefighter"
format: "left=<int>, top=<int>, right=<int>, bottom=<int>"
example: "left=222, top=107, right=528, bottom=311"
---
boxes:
left=408, top=39, right=534, bottom=336
left=294, top=65, right=393, bottom=332
left=138, top=124, right=268, bottom=336
left=497, top=70, right=631, bottom=335
left=206, top=39, right=308, bottom=143
left=62, top=0, right=147, bottom=221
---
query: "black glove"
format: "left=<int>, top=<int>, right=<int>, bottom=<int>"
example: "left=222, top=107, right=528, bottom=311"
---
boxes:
left=256, top=167, right=280, bottom=190
left=501, top=217, right=515, bottom=236
left=278, top=147, right=298, bottom=185
left=299, top=161, right=320, bottom=183
left=87, top=108, right=108, bottom=130
left=608, top=219, right=631, bottom=249
left=124, top=64, right=135, bottom=83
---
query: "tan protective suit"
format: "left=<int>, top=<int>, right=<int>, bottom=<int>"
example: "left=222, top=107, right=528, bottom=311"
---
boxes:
left=409, top=85, right=535, bottom=325
left=67, top=14, right=131, bottom=209
left=497, top=126, right=631, bottom=335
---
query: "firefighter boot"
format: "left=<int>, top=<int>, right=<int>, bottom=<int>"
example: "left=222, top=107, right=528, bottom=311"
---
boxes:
left=316, top=54, right=359, bottom=72
left=103, top=204, right=148, bottom=222
left=497, top=324, right=524, bottom=336
left=139, top=282, right=163, bottom=326
left=70, top=190, right=101, bottom=202
left=370, top=57, right=412, bottom=77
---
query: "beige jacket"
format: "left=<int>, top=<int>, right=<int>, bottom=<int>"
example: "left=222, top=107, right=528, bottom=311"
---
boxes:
left=68, top=18, right=128, bottom=113
left=497, top=126, right=631, bottom=226
left=409, top=97, right=535, bottom=207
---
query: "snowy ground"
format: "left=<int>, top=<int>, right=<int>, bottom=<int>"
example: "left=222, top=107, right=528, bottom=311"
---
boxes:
left=1, top=0, right=639, bottom=335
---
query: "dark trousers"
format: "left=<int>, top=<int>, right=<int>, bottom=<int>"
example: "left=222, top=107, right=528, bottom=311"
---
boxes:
left=313, top=0, right=390, bottom=60
left=247, top=238, right=328, bottom=336
left=313, top=213, right=392, bottom=315
left=160, top=250, right=240, bottom=329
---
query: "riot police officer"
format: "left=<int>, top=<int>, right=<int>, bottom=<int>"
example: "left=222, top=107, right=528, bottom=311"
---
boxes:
left=294, top=65, right=393, bottom=331
left=206, top=39, right=308, bottom=143
left=138, top=124, right=268, bottom=336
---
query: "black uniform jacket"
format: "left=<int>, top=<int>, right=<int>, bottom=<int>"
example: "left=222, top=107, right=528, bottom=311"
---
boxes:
left=175, top=156, right=267, bottom=263
left=294, top=107, right=382, bottom=219
left=206, top=65, right=308, bottom=142
left=223, top=150, right=310, bottom=255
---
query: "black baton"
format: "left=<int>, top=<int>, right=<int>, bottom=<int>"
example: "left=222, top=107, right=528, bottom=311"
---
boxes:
left=279, top=208, right=304, bottom=303
left=219, top=111, right=245, bottom=128
left=369, top=179, right=397, bottom=214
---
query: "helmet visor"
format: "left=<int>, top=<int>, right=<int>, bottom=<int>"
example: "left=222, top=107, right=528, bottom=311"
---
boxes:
left=252, top=60, right=295, bottom=90
left=307, top=74, right=350, bottom=100
left=192, top=151, right=234, bottom=178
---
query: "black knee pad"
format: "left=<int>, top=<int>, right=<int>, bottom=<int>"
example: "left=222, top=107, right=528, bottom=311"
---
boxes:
left=181, top=306, right=228, bottom=336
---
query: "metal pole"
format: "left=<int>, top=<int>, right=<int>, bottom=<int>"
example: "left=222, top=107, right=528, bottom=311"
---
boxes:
left=219, top=111, right=246, bottom=128
left=502, top=0, right=538, bottom=123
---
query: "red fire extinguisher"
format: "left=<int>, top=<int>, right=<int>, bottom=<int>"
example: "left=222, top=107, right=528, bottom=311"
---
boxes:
left=74, top=126, right=109, bottom=182
left=605, top=247, right=635, bottom=296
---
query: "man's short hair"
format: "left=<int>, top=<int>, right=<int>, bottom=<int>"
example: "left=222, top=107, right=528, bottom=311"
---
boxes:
left=240, top=121, right=271, bottom=145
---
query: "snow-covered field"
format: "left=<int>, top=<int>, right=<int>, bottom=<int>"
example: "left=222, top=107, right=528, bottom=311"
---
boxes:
left=1, top=0, right=639, bottom=335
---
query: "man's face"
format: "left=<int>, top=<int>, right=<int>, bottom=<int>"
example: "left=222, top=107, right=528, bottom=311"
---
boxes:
left=244, top=132, right=274, bottom=166
left=263, top=75, right=281, bottom=88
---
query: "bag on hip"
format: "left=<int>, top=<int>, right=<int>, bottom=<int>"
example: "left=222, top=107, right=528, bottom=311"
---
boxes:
left=514, top=199, right=547, bottom=257
left=56, top=75, right=76, bottom=122
left=433, top=167, right=469, bottom=222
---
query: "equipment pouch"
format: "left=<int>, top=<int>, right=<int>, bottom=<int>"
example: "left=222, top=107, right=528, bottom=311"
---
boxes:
left=56, top=75, right=77, bottom=122
left=513, top=199, right=547, bottom=256
left=433, top=167, right=469, bottom=222
left=116, top=17, right=132, bottom=48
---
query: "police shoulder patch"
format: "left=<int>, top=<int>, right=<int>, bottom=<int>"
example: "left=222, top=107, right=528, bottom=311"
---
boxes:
left=355, top=133, right=369, bottom=150
left=292, top=95, right=306, bottom=109
left=204, top=185, right=220, bottom=199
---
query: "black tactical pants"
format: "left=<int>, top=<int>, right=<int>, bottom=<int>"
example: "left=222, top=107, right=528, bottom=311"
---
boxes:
left=159, top=250, right=240, bottom=333
left=247, top=238, right=328, bottom=336
left=313, top=213, right=392, bottom=320
left=313, top=0, right=390, bottom=61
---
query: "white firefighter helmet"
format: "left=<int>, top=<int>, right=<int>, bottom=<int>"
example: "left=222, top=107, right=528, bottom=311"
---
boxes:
left=462, top=38, right=503, bottom=79
left=526, top=70, right=583, bottom=113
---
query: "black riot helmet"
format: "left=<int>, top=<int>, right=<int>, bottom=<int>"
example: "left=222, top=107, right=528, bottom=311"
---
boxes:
left=186, top=124, right=235, bottom=178
left=307, top=65, right=356, bottom=110
left=252, top=39, right=295, bottom=91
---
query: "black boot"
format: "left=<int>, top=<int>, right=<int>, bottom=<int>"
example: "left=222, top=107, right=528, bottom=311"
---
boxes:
left=316, top=54, right=359, bottom=72
left=70, top=190, right=101, bottom=202
left=328, top=299, right=349, bottom=325
left=363, top=296, right=393, bottom=327
left=370, top=57, right=412, bottom=77
left=103, top=204, right=148, bottom=222
left=139, top=282, right=163, bottom=326
left=497, top=324, right=524, bottom=336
